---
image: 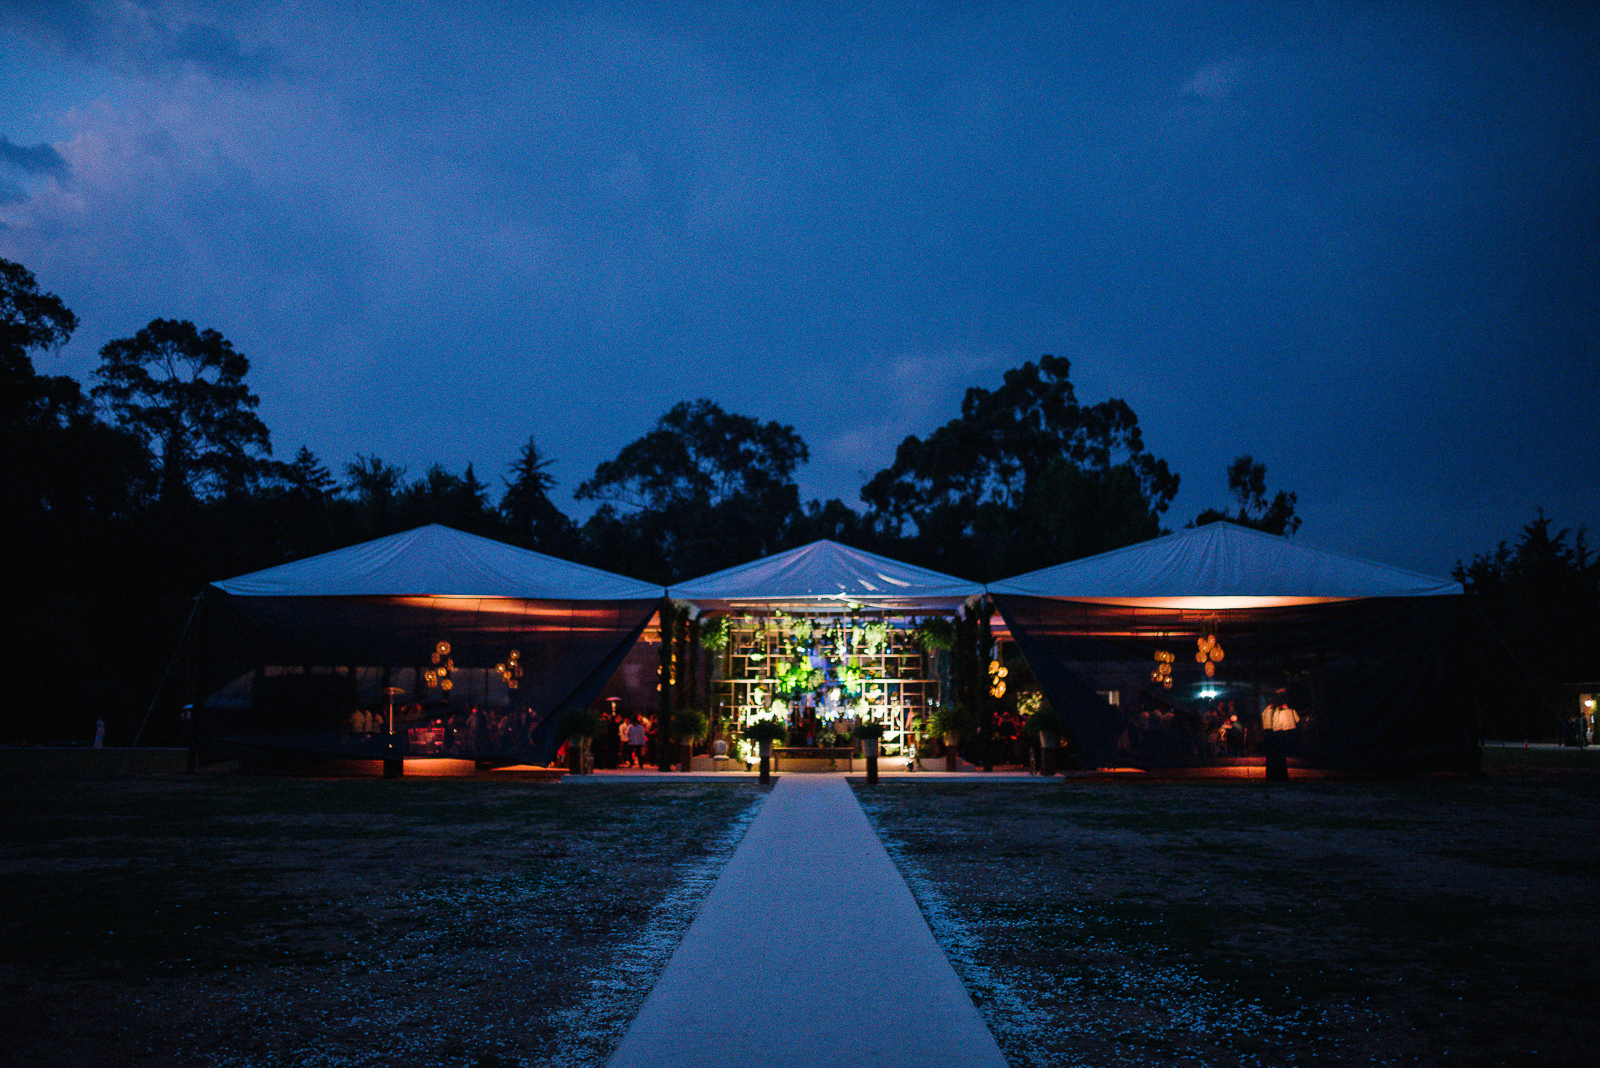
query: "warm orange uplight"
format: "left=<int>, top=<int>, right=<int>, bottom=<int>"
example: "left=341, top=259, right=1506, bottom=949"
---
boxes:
left=1065, top=595, right=1349, bottom=609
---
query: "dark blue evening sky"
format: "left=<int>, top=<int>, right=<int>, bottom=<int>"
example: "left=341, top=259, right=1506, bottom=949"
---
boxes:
left=3, top=1, right=1596, bottom=576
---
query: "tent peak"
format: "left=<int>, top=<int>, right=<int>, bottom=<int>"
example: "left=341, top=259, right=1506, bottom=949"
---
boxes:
left=990, top=520, right=1463, bottom=602
left=211, top=524, right=664, bottom=600
left=670, top=539, right=983, bottom=610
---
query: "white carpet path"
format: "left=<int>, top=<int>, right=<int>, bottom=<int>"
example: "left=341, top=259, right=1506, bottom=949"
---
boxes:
left=604, top=774, right=1009, bottom=1068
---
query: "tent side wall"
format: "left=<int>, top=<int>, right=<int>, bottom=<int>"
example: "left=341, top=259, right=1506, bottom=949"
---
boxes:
left=994, top=594, right=1477, bottom=772
left=193, top=589, right=657, bottom=765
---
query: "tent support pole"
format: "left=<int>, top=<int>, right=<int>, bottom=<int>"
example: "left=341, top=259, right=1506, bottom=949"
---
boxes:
left=121, top=595, right=201, bottom=778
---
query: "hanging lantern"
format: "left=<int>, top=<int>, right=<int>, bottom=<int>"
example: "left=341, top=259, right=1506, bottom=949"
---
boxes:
left=437, top=641, right=451, bottom=656
left=1205, top=661, right=1216, bottom=678
left=988, top=660, right=1008, bottom=699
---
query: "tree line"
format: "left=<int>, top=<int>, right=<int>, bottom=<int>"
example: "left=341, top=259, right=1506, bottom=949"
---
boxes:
left=7, top=255, right=1588, bottom=744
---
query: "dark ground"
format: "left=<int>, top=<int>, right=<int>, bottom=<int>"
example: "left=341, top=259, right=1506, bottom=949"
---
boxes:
left=0, top=750, right=766, bottom=1068
left=855, top=750, right=1600, bottom=1067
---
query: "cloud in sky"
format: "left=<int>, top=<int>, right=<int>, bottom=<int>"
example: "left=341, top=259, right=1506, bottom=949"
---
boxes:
left=0, top=135, right=70, bottom=180
left=0, top=1, right=1596, bottom=575
left=0, top=0, right=277, bottom=79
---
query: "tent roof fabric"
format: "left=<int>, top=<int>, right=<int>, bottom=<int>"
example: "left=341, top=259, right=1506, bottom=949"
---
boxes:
left=669, top=539, right=983, bottom=610
left=212, top=524, right=664, bottom=600
left=988, top=521, right=1463, bottom=605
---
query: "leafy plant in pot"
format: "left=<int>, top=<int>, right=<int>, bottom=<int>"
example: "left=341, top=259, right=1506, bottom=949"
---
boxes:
left=1023, top=698, right=1068, bottom=776
left=852, top=720, right=886, bottom=784
left=556, top=706, right=604, bottom=774
left=930, top=704, right=979, bottom=771
left=670, top=707, right=709, bottom=772
left=742, top=718, right=789, bottom=784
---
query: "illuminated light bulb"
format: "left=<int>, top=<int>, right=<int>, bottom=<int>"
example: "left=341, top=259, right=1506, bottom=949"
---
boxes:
left=1163, top=679, right=1173, bottom=690
left=508, top=650, right=520, bottom=660
left=496, top=664, right=506, bottom=674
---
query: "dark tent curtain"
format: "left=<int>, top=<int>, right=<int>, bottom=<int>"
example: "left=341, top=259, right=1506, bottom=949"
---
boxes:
left=194, top=591, right=657, bottom=765
left=993, top=594, right=1476, bottom=772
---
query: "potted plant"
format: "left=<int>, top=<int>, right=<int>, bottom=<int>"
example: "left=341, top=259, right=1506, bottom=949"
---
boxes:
left=1024, top=700, right=1068, bottom=776
left=910, top=617, right=956, bottom=653
left=700, top=616, right=730, bottom=653
left=742, top=718, right=789, bottom=784
left=852, top=720, right=886, bottom=784
left=556, top=706, right=603, bottom=774
left=670, top=707, right=709, bottom=772
left=930, top=704, right=978, bottom=771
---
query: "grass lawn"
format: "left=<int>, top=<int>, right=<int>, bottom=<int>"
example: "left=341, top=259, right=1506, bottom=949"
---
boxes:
left=855, top=758, right=1600, bottom=1068
left=0, top=750, right=766, bottom=1068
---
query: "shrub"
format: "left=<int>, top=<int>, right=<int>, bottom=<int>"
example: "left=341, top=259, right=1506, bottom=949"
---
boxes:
left=742, top=719, right=790, bottom=744
left=556, top=706, right=603, bottom=740
left=930, top=703, right=978, bottom=737
left=1025, top=702, right=1069, bottom=737
left=670, top=707, right=709, bottom=743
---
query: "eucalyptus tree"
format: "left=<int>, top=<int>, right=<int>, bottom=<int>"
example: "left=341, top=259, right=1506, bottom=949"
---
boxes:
left=860, top=355, right=1180, bottom=580
left=92, top=319, right=273, bottom=510
left=576, top=399, right=810, bottom=583
left=1191, top=454, right=1301, bottom=535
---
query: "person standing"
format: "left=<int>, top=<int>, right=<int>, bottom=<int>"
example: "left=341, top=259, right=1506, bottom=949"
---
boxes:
left=93, top=717, right=106, bottom=749
left=626, top=717, right=647, bottom=768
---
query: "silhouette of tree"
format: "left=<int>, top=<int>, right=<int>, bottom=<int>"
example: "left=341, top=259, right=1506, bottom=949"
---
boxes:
left=1, top=259, right=148, bottom=520
left=576, top=399, right=809, bottom=582
left=282, top=445, right=338, bottom=500
left=92, top=319, right=273, bottom=508
left=343, top=454, right=407, bottom=534
left=1455, top=511, right=1600, bottom=739
left=1191, top=454, right=1301, bottom=535
left=500, top=436, right=579, bottom=556
left=398, top=462, right=496, bottom=533
left=1, top=257, right=81, bottom=423
left=860, top=355, right=1179, bottom=579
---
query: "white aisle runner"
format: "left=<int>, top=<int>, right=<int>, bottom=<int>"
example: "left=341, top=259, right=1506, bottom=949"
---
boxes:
left=605, top=775, right=1008, bottom=1068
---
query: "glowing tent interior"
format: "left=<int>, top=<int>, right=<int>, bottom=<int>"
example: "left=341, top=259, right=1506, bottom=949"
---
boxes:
left=668, top=541, right=985, bottom=762
left=988, top=522, right=1474, bottom=772
left=193, top=524, right=663, bottom=768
